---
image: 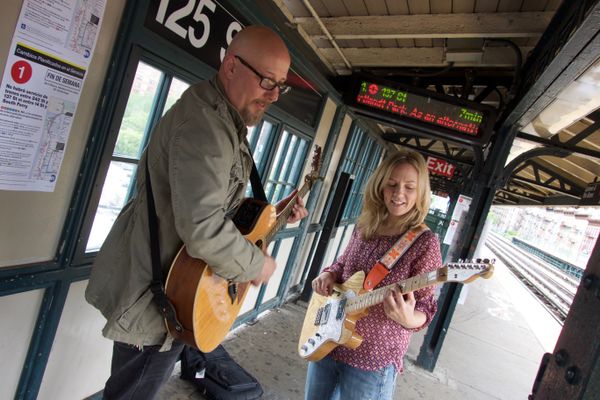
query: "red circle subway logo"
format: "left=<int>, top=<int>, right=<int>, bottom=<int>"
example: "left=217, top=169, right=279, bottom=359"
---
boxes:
left=11, top=60, right=33, bottom=84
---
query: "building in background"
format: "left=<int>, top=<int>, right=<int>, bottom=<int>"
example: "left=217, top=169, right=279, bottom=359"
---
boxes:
left=488, top=206, right=600, bottom=268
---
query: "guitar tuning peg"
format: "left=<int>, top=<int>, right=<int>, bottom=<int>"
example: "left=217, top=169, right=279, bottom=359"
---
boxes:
left=475, top=258, right=481, bottom=263
left=483, top=258, right=490, bottom=263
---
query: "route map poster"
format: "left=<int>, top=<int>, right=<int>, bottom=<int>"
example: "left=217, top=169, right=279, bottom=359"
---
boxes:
left=0, top=0, right=106, bottom=191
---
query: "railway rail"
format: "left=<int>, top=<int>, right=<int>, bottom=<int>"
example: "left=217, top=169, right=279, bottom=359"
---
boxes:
left=485, top=232, right=579, bottom=324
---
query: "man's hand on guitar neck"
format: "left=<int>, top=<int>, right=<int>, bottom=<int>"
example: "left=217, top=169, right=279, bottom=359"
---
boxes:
left=276, top=189, right=308, bottom=224
left=250, top=191, right=308, bottom=287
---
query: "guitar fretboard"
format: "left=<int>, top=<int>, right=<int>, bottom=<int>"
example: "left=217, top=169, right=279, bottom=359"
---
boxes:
left=345, top=269, right=441, bottom=314
left=264, top=183, right=311, bottom=245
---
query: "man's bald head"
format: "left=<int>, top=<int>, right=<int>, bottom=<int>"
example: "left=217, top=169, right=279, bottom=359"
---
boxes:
left=218, top=26, right=291, bottom=126
left=225, top=25, right=290, bottom=65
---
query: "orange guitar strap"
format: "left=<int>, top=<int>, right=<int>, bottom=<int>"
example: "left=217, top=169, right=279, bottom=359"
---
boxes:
left=363, top=223, right=430, bottom=291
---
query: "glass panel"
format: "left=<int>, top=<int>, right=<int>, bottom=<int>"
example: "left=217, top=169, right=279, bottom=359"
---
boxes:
left=288, top=139, right=308, bottom=185
left=264, top=182, right=273, bottom=199
left=245, top=121, right=275, bottom=197
left=113, top=62, right=163, bottom=159
left=253, top=121, right=273, bottom=168
left=162, top=77, right=190, bottom=115
left=268, top=130, right=289, bottom=185
left=271, top=183, right=284, bottom=202
left=264, top=129, right=311, bottom=204
left=339, top=128, right=383, bottom=223
left=86, top=161, right=137, bottom=252
left=278, top=133, right=297, bottom=181
left=247, top=125, right=257, bottom=147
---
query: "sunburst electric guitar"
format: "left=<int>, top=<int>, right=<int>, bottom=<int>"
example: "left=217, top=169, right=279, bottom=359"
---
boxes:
left=165, top=146, right=322, bottom=352
left=298, top=260, right=494, bottom=361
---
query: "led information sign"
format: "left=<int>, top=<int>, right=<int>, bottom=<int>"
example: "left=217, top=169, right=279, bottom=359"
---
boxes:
left=346, top=76, right=496, bottom=145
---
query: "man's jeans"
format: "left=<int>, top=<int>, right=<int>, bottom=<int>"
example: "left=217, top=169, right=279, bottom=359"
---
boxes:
left=103, top=341, right=185, bottom=400
left=304, top=355, right=398, bottom=400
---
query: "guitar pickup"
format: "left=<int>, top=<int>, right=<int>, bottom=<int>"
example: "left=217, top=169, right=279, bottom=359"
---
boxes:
left=314, top=308, right=323, bottom=326
left=321, top=303, right=331, bottom=325
left=336, top=299, right=347, bottom=320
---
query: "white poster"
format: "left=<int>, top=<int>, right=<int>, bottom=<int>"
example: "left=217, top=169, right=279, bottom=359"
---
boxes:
left=443, top=194, right=472, bottom=245
left=0, top=0, right=106, bottom=191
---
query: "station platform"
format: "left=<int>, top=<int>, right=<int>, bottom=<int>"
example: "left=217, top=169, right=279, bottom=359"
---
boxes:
left=158, top=246, right=563, bottom=400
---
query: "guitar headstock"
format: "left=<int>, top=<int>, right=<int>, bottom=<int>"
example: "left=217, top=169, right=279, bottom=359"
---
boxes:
left=305, top=145, right=323, bottom=188
left=439, top=259, right=495, bottom=283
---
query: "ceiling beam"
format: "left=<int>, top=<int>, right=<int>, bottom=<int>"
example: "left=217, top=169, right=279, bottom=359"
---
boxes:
left=511, top=175, right=582, bottom=198
left=269, top=0, right=337, bottom=75
left=294, top=12, right=553, bottom=40
left=382, top=133, right=474, bottom=167
left=498, top=188, right=544, bottom=204
left=502, top=0, right=600, bottom=127
left=517, top=132, right=600, bottom=160
left=320, top=46, right=533, bottom=69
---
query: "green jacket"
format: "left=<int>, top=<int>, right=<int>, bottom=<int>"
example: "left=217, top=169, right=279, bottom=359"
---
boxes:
left=85, top=77, right=265, bottom=348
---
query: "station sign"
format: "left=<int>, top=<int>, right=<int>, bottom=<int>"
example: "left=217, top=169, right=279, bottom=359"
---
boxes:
left=143, top=0, right=323, bottom=127
left=144, top=0, right=242, bottom=71
left=344, top=74, right=497, bottom=146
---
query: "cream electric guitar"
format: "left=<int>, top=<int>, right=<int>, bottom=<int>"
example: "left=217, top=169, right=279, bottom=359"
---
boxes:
left=298, top=260, right=494, bottom=361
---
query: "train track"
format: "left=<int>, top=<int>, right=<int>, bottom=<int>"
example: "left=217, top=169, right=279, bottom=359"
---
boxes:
left=485, top=232, right=578, bottom=324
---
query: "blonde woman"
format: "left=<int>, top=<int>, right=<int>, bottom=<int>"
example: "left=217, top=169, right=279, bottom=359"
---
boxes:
left=305, top=150, right=442, bottom=400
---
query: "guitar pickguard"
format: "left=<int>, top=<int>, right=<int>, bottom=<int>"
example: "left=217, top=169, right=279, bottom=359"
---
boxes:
left=299, top=290, right=357, bottom=359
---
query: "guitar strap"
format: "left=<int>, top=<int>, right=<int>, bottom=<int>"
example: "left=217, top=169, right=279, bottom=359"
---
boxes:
left=145, top=157, right=184, bottom=335
left=363, top=223, right=430, bottom=291
left=250, top=161, right=267, bottom=202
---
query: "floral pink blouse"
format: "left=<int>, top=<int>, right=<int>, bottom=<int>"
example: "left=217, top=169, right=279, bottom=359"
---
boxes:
left=323, top=227, right=442, bottom=372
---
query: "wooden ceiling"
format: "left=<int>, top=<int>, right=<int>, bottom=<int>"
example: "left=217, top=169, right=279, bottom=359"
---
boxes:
left=279, top=0, right=558, bottom=74
left=272, top=0, right=600, bottom=206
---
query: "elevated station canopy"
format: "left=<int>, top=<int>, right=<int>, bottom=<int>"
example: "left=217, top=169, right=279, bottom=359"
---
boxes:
left=272, top=0, right=600, bottom=206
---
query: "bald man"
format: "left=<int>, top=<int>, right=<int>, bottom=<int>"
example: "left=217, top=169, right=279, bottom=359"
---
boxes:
left=86, top=25, right=307, bottom=400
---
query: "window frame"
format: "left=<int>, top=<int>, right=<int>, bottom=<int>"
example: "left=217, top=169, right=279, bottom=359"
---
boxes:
left=71, top=48, right=203, bottom=266
left=263, top=123, right=313, bottom=205
left=337, top=122, right=384, bottom=226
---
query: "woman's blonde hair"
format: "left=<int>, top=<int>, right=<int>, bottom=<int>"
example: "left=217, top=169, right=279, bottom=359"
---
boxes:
left=357, top=149, right=431, bottom=239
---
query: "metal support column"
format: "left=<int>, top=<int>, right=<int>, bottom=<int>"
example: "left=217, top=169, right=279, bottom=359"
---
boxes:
left=417, top=126, right=518, bottom=371
left=300, top=172, right=353, bottom=302
left=529, top=236, right=600, bottom=399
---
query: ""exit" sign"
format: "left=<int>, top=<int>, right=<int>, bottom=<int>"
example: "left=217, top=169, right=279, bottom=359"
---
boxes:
left=427, top=157, right=455, bottom=178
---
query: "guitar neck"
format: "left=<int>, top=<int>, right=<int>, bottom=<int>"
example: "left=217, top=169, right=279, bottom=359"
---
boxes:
left=264, top=183, right=310, bottom=245
left=345, top=269, right=443, bottom=314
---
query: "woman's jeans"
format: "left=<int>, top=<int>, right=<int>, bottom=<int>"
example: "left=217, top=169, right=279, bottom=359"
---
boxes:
left=305, top=355, right=398, bottom=400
